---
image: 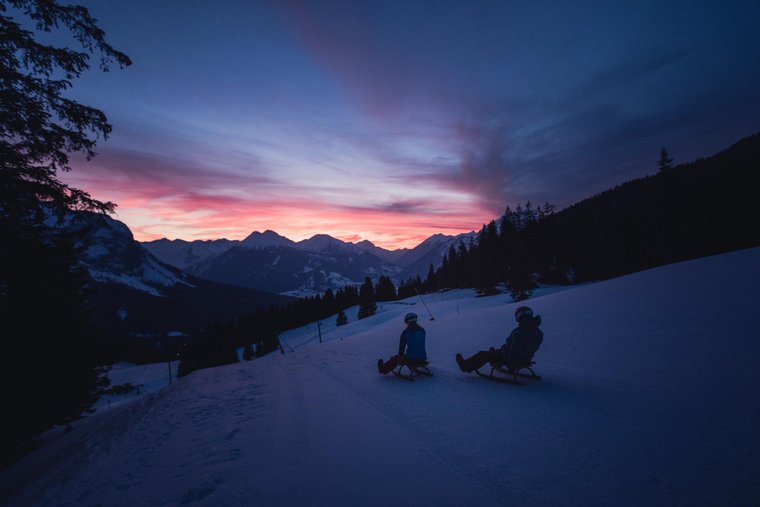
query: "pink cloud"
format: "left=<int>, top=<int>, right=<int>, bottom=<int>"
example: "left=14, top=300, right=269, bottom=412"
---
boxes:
left=61, top=133, right=494, bottom=250
left=112, top=186, right=484, bottom=250
left=120, top=197, right=481, bottom=250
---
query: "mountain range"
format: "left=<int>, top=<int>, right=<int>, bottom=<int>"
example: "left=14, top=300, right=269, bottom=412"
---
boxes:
left=142, top=230, right=476, bottom=296
left=53, top=211, right=476, bottom=350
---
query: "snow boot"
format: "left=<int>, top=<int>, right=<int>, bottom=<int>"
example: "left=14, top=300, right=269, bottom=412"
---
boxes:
left=455, top=353, right=469, bottom=372
left=378, top=359, right=385, bottom=374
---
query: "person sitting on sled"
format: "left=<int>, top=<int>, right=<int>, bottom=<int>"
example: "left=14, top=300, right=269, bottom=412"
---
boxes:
left=456, top=305, right=543, bottom=372
left=378, top=312, right=427, bottom=374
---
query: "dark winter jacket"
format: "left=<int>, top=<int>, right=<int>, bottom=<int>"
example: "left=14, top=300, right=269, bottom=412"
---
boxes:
left=501, top=315, right=543, bottom=367
left=399, top=323, right=427, bottom=360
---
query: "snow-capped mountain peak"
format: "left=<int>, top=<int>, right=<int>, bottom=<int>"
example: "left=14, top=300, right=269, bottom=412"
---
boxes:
left=297, top=234, right=358, bottom=253
left=354, top=239, right=379, bottom=252
left=241, top=230, right=296, bottom=249
left=57, top=212, right=192, bottom=296
left=416, top=233, right=453, bottom=248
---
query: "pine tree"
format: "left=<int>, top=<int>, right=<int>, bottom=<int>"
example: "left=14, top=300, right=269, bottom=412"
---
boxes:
left=336, top=310, right=348, bottom=326
left=357, top=277, right=377, bottom=320
left=541, top=202, right=555, bottom=218
left=472, top=222, right=500, bottom=293
left=1, top=0, right=131, bottom=217
left=658, top=148, right=674, bottom=172
left=424, top=263, right=437, bottom=291
left=375, top=275, right=397, bottom=301
left=1, top=0, right=130, bottom=463
left=322, top=288, right=336, bottom=314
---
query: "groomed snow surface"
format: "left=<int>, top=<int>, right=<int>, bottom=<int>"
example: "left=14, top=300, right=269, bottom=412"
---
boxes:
left=2, top=248, right=759, bottom=506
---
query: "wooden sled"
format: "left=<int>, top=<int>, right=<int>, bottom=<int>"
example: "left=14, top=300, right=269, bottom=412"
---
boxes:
left=474, top=361, right=541, bottom=385
left=393, top=361, right=433, bottom=381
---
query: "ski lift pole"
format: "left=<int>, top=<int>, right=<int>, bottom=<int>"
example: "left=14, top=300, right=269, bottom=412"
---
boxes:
left=414, top=286, right=435, bottom=321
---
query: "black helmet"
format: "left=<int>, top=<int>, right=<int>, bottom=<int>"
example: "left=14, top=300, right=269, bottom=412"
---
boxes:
left=404, top=312, right=418, bottom=324
left=514, top=306, right=533, bottom=322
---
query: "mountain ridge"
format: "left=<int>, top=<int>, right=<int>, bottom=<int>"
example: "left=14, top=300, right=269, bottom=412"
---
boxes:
left=142, top=229, right=477, bottom=295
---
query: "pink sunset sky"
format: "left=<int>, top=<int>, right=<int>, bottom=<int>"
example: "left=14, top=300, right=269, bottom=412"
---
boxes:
left=58, top=1, right=760, bottom=250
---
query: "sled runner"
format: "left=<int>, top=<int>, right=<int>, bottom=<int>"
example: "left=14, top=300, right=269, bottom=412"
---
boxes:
left=474, top=361, right=541, bottom=385
left=392, top=361, right=433, bottom=381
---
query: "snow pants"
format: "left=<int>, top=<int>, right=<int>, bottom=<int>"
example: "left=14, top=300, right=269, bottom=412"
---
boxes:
left=459, top=348, right=505, bottom=372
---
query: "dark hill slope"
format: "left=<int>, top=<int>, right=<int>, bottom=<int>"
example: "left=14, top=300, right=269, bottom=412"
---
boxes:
left=535, top=132, right=760, bottom=281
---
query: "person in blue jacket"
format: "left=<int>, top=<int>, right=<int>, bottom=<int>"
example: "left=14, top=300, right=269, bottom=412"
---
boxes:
left=378, top=312, right=427, bottom=374
left=456, top=306, right=543, bottom=372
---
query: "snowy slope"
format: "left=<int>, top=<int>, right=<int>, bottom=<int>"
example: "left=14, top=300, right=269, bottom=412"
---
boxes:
left=1, top=249, right=759, bottom=506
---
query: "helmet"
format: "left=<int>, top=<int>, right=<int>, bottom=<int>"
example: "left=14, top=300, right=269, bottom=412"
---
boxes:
left=404, top=312, right=418, bottom=324
left=514, top=306, right=533, bottom=322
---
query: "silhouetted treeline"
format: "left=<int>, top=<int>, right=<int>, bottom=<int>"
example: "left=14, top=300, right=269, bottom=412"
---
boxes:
left=419, top=201, right=557, bottom=300
left=423, top=133, right=760, bottom=295
left=177, top=284, right=364, bottom=375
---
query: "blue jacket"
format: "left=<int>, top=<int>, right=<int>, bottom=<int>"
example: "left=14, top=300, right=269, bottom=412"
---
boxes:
left=399, top=323, right=426, bottom=360
left=501, top=315, right=543, bottom=367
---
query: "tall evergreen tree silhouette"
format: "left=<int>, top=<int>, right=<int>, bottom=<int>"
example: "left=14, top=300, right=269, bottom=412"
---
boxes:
left=1, top=0, right=130, bottom=463
left=658, top=148, right=674, bottom=172
left=357, top=277, right=377, bottom=319
left=375, top=275, right=397, bottom=301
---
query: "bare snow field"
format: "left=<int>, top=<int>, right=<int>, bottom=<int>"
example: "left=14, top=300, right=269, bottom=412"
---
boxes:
left=1, top=248, right=759, bottom=506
